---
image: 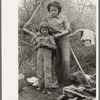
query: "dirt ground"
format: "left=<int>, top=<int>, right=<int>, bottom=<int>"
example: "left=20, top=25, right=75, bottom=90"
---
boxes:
left=19, top=86, right=62, bottom=100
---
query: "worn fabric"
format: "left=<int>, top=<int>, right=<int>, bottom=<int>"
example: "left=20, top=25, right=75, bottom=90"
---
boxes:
left=35, top=35, right=56, bottom=48
left=81, top=30, right=95, bottom=45
left=44, top=14, right=71, bottom=33
left=37, top=48, right=52, bottom=89
left=36, top=35, right=56, bottom=89
left=55, top=41, right=71, bottom=85
left=44, top=14, right=71, bottom=45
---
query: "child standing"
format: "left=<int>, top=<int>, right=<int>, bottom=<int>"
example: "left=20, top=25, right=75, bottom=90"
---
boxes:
left=43, top=1, right=71, bottom=87
left=35, top=22, right=56, bottom=94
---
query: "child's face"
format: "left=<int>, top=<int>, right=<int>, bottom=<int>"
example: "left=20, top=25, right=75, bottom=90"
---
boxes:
left=50, top=6, right=59, bottom=17
left=41, top=28, right=49, bottom=36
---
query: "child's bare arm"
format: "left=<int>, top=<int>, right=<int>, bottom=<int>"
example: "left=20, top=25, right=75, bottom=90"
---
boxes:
left=49, top=44, right=57, bottom=50
left=47, top=43, right=56, bottom=50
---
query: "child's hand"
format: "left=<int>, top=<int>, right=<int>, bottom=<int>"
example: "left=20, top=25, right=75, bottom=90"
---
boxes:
left=37, top=43, right=42, bottom=48
left=35, top=43, right=42, bottom=50
left=54, top=34, right=61, bottom=39
left=68, top=33, right=74, bottom=37
left=52, top=33, right=55, bottom=36
left=42, top=42, right=47, bottom=47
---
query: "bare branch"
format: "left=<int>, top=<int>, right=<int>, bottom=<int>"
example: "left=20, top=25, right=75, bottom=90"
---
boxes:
left=81, top=0, right=88, bottom=12
left=23, top=27, right=35, bottom=36
left=70, top=0, right=88, bottom=24
left=24, top=0, right=43, bottom=28
left=21, top=40, right=34, bottom=47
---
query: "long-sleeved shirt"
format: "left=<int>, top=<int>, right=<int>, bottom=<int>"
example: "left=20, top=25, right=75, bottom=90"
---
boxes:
left=44, top=14, right=71, bottom=33
left=43, top=14, right=71, bottom=46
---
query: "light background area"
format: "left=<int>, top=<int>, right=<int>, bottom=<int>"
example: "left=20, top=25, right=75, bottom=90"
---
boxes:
left=2, top=0, right=98, bottom=100
left=18, top=0, right=96, bottom=7
left=2, top=0, right=18, bottom=100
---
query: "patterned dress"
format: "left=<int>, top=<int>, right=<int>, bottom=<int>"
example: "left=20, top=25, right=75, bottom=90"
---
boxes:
left=35, top=35, right=56, bottom=89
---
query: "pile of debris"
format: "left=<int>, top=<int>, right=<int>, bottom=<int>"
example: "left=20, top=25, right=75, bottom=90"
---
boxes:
left=57, top=85, right=96, bottom=100
left=57, top=71, right=96, bottom=100
left=69, top=35, right=96, bottom=75
left=26, top=70, right=96, bottom=100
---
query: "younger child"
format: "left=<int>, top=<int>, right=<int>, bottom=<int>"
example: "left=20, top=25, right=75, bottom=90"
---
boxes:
left=35, top=22, right=56, bottom=94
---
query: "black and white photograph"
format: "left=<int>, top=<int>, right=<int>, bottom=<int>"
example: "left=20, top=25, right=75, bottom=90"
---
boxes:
left=17, top=0, right=97, bottom=100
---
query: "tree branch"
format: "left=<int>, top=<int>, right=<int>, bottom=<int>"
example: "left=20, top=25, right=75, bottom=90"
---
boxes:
left=24, top=0, right=43, bottom=28
left=70, top=0, right=88, bottom=24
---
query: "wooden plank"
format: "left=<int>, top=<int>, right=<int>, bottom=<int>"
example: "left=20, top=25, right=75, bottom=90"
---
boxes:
left=63, top=89, right=92, bottom=99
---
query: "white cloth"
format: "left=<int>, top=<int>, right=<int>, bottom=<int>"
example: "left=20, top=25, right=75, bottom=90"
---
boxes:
left=81, top=30, right=95, bottom=45
left=27, top=76, right=38, bottom=87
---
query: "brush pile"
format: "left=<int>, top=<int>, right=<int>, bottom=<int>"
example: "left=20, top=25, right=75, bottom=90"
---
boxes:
left=70, top=35, right=96, bottom=75
left=18, top=27, right=96, bottom=78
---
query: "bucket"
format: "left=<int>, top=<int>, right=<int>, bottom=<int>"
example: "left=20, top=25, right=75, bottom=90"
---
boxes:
left=19, top=74, right=25, bottom=93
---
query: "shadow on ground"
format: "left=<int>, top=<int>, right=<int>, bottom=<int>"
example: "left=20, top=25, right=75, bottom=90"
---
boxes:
left=19, top=86, right=62, bottom=100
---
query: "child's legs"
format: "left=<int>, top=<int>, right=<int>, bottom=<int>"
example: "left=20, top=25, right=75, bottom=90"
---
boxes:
left=61, top=44, right=71, bottom=86
left=44, top=50, right=52, bottom=89
left=37, top=50, right=44, bottom=89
